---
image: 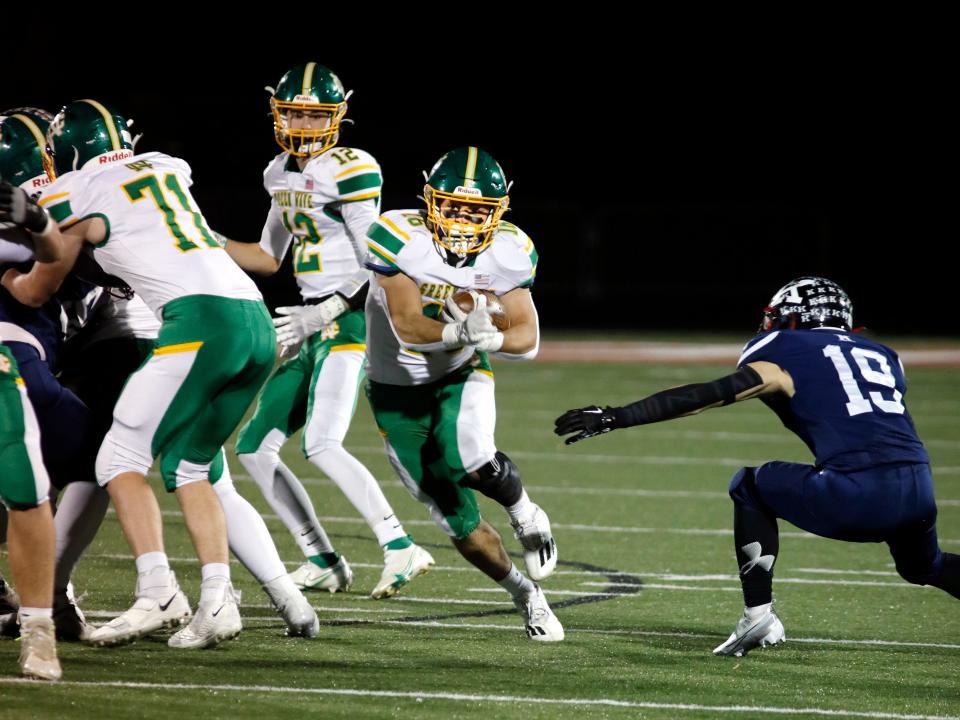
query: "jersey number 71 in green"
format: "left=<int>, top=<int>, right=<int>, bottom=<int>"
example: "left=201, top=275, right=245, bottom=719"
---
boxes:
left=123, top=173, right=220, bottom=253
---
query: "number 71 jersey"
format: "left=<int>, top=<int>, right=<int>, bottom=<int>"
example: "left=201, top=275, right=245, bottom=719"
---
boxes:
left=39, top=152, right=262, bottom=315
left=738, top=329, right=928, bottom=471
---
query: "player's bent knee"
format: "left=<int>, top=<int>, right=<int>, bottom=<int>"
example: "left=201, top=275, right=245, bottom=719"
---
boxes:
left=729, top=466, right=764, bottom=509
left=449, top=512, right=483, bottom=541
left=303, top=436, right=342, bottom=459
left=95, top=433, right=152, bottom=487
left=461, top=451, right=523, bottom=507
left=212, top=474, right=235, bottom=496
left=237, top=449, right=281, bottom=487
left=893, top=553, right=942, bottom=586
left=236, top=426, right=286, bottom=457
left=162, top=459, right=213, bottom=493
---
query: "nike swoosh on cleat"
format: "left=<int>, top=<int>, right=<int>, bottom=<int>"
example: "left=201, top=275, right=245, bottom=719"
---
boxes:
left=211, top=605, right=226, bottom=617
left=159, top=594, right=178, bottom=612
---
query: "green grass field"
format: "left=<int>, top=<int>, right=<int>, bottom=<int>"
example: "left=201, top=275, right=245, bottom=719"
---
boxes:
left=2, top=356, right=958, bottom=719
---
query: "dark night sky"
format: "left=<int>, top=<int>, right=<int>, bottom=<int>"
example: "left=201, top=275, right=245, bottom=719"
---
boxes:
left=3, top=26, right=948, bottom=335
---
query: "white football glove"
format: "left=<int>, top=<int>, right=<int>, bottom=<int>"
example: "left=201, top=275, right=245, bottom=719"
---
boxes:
left=441, top=294, right=504, bottom=352
left=273, top=294, right=349, bottom=347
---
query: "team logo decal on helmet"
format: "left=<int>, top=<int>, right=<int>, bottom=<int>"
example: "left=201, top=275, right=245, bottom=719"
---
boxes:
left=46, top=100, right=137, bottom=176
left=761, top=276, right=854, bottom=332
left=268, top=62, right=349, bottom=157
left=0, top=107, right=55, bottom=188
left=423, top=146, right=510, bottom=257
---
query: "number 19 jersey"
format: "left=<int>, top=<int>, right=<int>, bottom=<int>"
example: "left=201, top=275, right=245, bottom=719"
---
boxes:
left=738, top=328, right=928, bottom=471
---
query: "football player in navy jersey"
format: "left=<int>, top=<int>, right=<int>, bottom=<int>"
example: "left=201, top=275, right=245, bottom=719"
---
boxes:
left=554, top=276, right=959, bottom=657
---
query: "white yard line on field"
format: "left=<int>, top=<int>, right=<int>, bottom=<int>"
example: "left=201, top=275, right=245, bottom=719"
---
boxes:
left=0, top=679, right=955, bottom=720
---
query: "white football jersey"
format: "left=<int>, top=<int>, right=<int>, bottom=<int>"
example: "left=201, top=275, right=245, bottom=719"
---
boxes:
left=39, top=152, right=262, bottom=316
left=258, top=146, right=382, bottom=300
left=365, top=210, right=538, bottom=386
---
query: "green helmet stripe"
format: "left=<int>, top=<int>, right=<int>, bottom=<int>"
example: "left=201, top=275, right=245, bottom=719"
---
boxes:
left=465, top=146, right=478, bottom=188
left=302, top=62, right=316, bottom=96
left=80, top=99, right=120, bottom=150
left=11, top=114, right=47, bottom=155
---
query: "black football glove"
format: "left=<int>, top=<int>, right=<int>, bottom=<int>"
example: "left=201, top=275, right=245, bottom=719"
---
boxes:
left=0, top=181, right=51, bottom=234
left=554, top=405, right=619, bottom=445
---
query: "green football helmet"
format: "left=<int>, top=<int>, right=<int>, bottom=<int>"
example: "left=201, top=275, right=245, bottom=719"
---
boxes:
left=423, top=146, right=510, bottom=256
left=46, top=99, right=135, bottom=176
left=268, top=63, right=349, bottom=157
left=0, top=108, right=55, bottom=190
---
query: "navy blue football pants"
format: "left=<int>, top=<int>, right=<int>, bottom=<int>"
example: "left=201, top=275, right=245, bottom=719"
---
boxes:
left=6, top=341, right=96, bottom=489
left=730, top=461, right=947, bottom=586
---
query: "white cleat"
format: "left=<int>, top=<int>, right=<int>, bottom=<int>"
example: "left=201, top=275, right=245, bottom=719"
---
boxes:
left=511, top=504, right=557, bottom=581
left=263, top=578, right=320, bottom=639
left=87, top=569, right=191, bottom=647
left=371, top=544, right=435, bottom=599
left=713, top=608, right=786, bottom=657
left=168, top=580, right=242, bottom=650
left=289, top=557, right=354, bottom=593
left=53, top=584, right=94, bottom=642
left=19, top=616, right=62, bottom=681
left=516, top=584, right=564, bottom=642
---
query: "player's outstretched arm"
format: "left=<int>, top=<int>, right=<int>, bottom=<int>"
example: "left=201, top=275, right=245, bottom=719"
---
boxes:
left=554, top=362, right=792, bottom=445
left=222, top=235, right=282, bottom=276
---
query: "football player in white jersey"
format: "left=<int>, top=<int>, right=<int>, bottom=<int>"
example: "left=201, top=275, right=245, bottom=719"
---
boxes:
left=2, top=100, right=276, bottom=649
left=60, top=288, right=319, bottom=639
left=363, top=147, right=562, bottom=641
left=222, top=63, right=433, bottom=598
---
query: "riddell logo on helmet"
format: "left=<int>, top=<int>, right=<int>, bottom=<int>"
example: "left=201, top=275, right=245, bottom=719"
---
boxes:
left=293, top=95, right=319, bottom=104
left=454, top=186, right=481, bottom=197
left=31, top=176, right=52, bottom=188
left=99, top=150, right=134, bottom=164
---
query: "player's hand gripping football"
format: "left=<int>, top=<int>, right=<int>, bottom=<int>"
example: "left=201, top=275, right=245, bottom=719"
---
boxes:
left=441, top=293, right=503, bottom=352
left=554, top=405, right=619, bottom=445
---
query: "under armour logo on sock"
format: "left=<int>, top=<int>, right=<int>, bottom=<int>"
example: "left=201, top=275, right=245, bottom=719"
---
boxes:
left=739, top=541, right=775, bottom=575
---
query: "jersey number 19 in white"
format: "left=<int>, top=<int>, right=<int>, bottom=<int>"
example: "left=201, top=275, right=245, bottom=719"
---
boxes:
left=822, top=345, right=905, bottom=416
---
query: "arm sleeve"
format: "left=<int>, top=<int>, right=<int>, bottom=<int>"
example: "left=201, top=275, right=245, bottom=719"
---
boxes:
left=325, top=198, right=380, bottom=307
left=341, top=199, right=380, bottom=265
left=613, top=366, right=764, bottom=428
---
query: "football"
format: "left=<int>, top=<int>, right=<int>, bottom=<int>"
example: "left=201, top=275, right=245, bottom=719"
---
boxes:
left=451, top=289, right=510, bottom=331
